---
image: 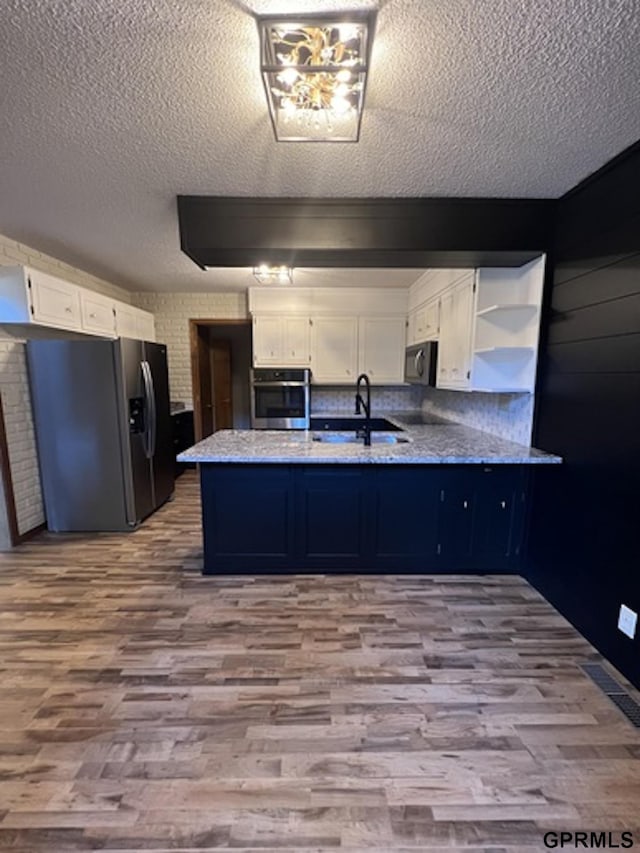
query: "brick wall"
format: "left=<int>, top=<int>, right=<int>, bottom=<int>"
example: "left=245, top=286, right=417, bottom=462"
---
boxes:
left=132, top=292, right=248, bottom=405
left=0, top=233, right=131, bottom=536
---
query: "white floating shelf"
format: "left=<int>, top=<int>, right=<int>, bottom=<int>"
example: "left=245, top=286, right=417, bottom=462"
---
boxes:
left=476, top=303, right=538, bottom=317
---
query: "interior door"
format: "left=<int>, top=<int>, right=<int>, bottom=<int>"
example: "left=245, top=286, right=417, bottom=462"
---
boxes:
left=210, top=338, right=233, bottom=430
left=193, top=325, right=214, bottom=440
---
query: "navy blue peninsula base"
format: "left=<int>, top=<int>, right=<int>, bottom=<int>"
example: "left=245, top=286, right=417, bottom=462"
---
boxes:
left=179, top=411, right=562, bottom=576
left=199, top=462, right=532, bottom=574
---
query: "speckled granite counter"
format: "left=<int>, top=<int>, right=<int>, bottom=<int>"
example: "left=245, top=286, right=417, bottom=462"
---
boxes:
left=178, top=410, right=561, bottom=465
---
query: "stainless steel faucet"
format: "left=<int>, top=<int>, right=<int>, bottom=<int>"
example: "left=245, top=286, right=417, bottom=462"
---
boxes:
left=354, top=373, right=372, bottom=446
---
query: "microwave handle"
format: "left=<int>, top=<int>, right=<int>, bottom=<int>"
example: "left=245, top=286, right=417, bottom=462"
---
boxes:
left=415, top=348, right=425, bottom=377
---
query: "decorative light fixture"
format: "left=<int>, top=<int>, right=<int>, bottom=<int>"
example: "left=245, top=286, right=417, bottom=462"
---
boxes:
left=253, top=264, right=294, bottom=284
left=259, top=13, right=373, bottom=142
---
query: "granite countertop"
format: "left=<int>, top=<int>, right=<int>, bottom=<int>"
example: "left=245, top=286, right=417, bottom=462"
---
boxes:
left=177, top=410, right=562, bottom=465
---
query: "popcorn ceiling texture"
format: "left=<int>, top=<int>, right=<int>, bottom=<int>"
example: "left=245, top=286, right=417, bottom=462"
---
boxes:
left=1, top=1, right=639, bottom=292
left=422, top=388, right=534, bottom=446
left=133, top=292, right=248, bottom=405
left=0, top=232, right=132, bottom=538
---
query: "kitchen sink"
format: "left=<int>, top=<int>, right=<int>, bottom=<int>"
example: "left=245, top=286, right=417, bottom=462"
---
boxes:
left=312, top=433, right=411, bottom=445
left=310, top=416, right=403, bottom=432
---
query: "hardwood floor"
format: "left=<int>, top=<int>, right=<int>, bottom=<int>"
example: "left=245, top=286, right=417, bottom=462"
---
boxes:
left=0, top=471, right=638, bottom=851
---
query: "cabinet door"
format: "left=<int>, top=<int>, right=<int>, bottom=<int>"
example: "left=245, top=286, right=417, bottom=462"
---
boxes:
left=424, top=299, right=440, bottom=339
left=283, top=316, right=310, bottom=365
left=358, top=316, right=405, bottom=383
left=80, top=291, right=116, bottom=336
left=437, top=289, right=456, bottom=386
left=136, top=309, right=156, bottom=342
left=437, top=277, right=474, bottom=389
left=253, top=316, right=283, bottom=365
left=114, top=302, right=139, bottom=339
left=438, top=466, right=526, bottom=570
left=310, top=316, right=358, bottom=383
left=294, top=467, right=366, bottom=568
left=29, top=269, right=81, bottom=330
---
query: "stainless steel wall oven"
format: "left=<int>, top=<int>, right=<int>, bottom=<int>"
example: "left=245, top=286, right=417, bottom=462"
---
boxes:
left=250, top=368, right=311, bottom=429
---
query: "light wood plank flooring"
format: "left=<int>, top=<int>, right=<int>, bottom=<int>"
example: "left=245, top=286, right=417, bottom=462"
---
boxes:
left=0, top=471, right=638, bottom=851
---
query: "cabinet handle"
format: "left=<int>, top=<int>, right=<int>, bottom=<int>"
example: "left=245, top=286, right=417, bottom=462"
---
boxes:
left=65, top=307, right=72, bottom=313
left=291, top=350, right=295, bottom=356
left=89, top=312, right=96, bottom=318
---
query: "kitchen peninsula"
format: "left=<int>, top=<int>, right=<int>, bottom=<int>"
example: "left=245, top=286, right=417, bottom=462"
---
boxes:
left=179, top=412, right=561, bottom=575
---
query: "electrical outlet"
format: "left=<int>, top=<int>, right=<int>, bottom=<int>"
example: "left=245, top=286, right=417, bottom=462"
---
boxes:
left=618, top=604, right=637, bottom=640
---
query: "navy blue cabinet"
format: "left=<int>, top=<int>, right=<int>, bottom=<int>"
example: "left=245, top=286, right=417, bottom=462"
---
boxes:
left=200, top=464, right=528, bottom=574
left=294, top=468, right=367, bottom=569
left=438, top=466, right=528, bottom=571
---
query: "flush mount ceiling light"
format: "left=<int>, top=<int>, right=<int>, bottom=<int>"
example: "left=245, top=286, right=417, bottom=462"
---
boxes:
left=259, top=13, right=373, bottom=142
left=253, top=265, right=294, bottom=284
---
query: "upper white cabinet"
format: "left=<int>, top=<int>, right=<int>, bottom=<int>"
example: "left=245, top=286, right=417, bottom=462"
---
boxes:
left=468, top=257, right=544, bottom=392
left=249, top=286, right=407, bottom=384
left=115, top=302, right=156, bottom=341
left=311, top=316, right=359, bottom=382
left=358, top=316, right=406, bottom=383
left=0, top=265, right=155, bottom=342
left=252, top=315, right=310, bottom=366
left=437, top=273, right=475, bottom=390
left=80, top=290, right=116, bottom=336
left=436, top=257, right=545, bottom=393
left=0, top=266, right=82, bottom=330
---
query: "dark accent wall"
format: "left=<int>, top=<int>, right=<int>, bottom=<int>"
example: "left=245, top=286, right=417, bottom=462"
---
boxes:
left=528, top=141, right=640, bottom=689
left=177, top=196, right=555, bottom=269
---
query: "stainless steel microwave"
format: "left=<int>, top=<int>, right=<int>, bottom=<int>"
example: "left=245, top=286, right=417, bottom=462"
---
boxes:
left=404, top=342, right=438, bottom=385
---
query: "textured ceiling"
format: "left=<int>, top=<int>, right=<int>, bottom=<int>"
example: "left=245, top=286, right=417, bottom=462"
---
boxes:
left=1, top=0, right=639, bottom=292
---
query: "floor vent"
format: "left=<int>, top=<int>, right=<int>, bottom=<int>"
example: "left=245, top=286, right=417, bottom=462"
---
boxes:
left=581, top=663, right=640, bottom=728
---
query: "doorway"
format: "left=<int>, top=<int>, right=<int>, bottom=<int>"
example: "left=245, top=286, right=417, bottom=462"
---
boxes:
left=189, top=320, right=252, bottom=441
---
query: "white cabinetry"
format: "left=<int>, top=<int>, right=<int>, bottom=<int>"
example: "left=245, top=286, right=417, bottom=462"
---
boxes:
left=252, top=315, right=310, bottom=366
left=411, top=298, right=440, bottom=343
left=468, top=257, right=544, bottom=392
left=437, top=273, right=475, bottom=390
left=249, top=287, right=407, bottom=384
left=358, top=316, right=406, bottom=383
left=115, top=303, right=156, bottom=341
left=0, top=265, right=155, bottom=341
left=310, top=316, right=358, bottom=382
left=436, top=257, right=545, bottom=393
left=80, top=290, right=115, bottom=336
left=0, top=266, right=82, bottom=330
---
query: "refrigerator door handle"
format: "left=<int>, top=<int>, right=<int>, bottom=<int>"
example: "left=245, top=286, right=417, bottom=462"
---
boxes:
left=141, top=360, right=156, bottom=459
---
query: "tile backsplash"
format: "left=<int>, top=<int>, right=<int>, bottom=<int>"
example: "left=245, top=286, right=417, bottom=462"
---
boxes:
left=311, top=385, right=422, bottom=412
left=421, top=387, right=534, bottom=445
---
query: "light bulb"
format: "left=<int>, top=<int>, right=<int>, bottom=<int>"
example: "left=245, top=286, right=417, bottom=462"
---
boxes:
left=331, top=96, right=350, bottom=114
left=336, top=69, right=351, bottom=82
left=277, top=67, right=298, bottom=87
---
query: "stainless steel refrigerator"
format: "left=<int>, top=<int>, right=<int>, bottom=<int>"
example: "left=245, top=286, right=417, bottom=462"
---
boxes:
left=27, top=338, right=175, bottom=531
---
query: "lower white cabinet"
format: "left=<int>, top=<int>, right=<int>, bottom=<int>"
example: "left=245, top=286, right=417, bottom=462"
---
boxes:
left=310, top=316, right=358, bottom=382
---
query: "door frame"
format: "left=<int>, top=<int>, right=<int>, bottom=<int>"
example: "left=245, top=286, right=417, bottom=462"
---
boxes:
left=189, top=319, right=251, bottom=442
